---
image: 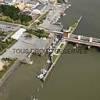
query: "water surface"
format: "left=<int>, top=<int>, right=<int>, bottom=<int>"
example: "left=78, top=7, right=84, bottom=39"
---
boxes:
left=0, top=0, right=100, bottom=100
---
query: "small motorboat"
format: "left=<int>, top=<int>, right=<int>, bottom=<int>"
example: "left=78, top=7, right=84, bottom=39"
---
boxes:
left=37, top=69, right=47, bottom=80
left=33, top=96, right=38, bottom=100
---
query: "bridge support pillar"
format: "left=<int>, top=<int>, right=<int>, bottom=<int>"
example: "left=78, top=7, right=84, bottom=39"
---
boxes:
left=76, top=44, right=79, bottom=47
left=89, top=37, right=93, bottom=42
left=73, top=43, right=79, bottom=49
left=87, top=46, right=91, bottom=49
left=78, top=35, right=81, bottom=40
left=87, top=37, right=93, bottom=49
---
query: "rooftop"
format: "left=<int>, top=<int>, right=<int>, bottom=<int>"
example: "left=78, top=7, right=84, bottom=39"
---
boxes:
left=11, top=28, right=26, bottom=40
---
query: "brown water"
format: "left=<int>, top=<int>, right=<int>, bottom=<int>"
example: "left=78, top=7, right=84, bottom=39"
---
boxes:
left=0, top=0, right=100, bottom=100
left=38, top=46, right=100, bottom=100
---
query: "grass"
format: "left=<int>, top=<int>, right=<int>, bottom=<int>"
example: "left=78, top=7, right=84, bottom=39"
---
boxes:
left=0, top=39, right=16, bottom=55
left=52, top=55, right=58, bottom=62
left=0, top=15, right=32, bottom=26
left=26, top=29, right=49, bottom=38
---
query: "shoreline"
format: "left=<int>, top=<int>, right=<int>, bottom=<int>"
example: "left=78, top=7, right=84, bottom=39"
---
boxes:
left=43, top=40, right=67, bottom=81
left=42, top=16, right=82, bottom=81
left=0, top=60, right=20, bottom=88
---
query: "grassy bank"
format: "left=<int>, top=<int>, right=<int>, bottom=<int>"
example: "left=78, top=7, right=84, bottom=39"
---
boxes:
left=0, top=59, right=16, bottom=78
left=0, top=5, right=32, bottom=26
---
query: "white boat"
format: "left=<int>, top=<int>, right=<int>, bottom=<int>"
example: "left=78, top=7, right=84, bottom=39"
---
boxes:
left=37, top=74, right=44, bottom=80
left=64, top=0, right=68, bottom=3
left=32, top=96, right=38, bottom=100
left=37, top=69, right=47, bottom=80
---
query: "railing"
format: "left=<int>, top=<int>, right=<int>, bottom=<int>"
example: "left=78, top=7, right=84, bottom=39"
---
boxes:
left=65, top=35, right=100, bottom=47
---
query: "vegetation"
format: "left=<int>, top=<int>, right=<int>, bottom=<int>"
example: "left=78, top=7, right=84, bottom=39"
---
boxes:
left=25, top=34, right=32, bottom=38
left=38, top=12, right=48, bottom=23
left=0, top=58, right=16, bottom=78
left=0, top=38, right=16, bottom=55
left=58, top=0, right=67, bottom=3
left=52, top=55, right=58, bottom=62
left=0, top=31, right=6, bottom=36
left=57, top=0, right=62, bottom=3
left=26, top=29, right=49, bottom=38
left=0, top=5, right=32, bottom=25
left=30, top=11, right=49, bottom=29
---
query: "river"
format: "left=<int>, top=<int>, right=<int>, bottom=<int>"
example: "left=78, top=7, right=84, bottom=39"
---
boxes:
left=0, top=0, right=100, bottom=100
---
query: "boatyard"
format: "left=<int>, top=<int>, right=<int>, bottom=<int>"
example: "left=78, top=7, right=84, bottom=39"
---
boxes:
left=0, top=0, right=100, bottom=100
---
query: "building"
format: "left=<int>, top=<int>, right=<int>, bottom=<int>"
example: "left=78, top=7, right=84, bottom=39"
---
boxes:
left=11, top=28, right=26, bottom=40
left=0, top=0, right=4, bottom=3
left=31, top=9, right=41, bottom=15
left=16, top=2, right=25, bottom=10
left=0, top=61, right=4, bottom=71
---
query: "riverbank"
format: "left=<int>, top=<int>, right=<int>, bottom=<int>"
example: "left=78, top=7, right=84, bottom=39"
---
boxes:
left=0, top=55, right=48, bottom=100
left=0, top=0, right=100, bottom=99
left=43, top=39, right=67, bottom=81
left=0, top=60, right=20, bottom=88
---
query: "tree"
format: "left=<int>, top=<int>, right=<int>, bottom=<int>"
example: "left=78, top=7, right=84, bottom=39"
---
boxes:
left=26, top=29, right=48, bottom=38
left=0, top=5, right=32, bottom=24
left=19, top=13, right=32, bottom=24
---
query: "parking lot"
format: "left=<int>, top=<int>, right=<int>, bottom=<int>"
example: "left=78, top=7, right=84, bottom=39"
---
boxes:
left=0, top=22, right=20, bottom=32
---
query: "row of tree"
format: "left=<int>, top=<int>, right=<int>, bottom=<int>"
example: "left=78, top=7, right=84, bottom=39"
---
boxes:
left=0, top=31, right=6, bottom=36
left=0, top=5, right=32, bottom=25
left=0, top=38, right=14, bottom=52
left=26, top=29, right=49, bottom=38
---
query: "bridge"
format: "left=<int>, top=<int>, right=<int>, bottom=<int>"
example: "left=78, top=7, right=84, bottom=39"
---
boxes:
left=64, top=34, right=100, bottom=48
left=51, top=30, right=100, bottom=48
left=50, top=16, right=100, bottom=48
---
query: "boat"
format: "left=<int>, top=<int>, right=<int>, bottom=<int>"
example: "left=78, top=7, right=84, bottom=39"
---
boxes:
left=32, top=96, right=38, bottom=100
left=37, top=69, right=47, bottom=80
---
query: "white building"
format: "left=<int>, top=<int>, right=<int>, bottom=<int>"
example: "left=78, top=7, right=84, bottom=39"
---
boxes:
left=11, top=28, right=26, bottom=40
left=32, top=9, right=41, bottom=15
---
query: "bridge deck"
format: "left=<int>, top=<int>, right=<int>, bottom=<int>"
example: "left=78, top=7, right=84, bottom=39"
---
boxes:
left=70, top=34, right=100, bottom=42
left=65, top=34, right=100, bottom=48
